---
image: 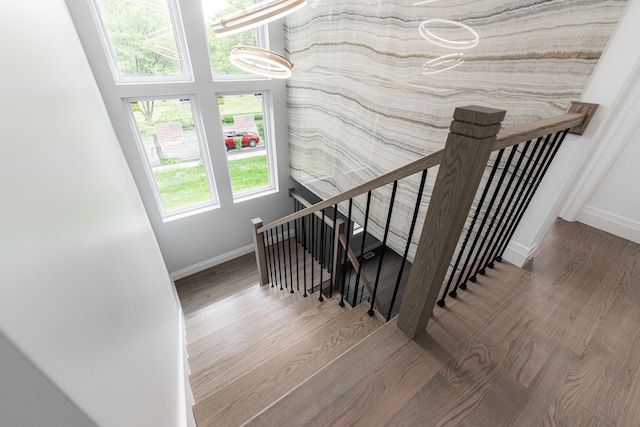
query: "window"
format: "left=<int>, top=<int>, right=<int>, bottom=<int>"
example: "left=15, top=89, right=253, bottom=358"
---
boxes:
left=129, top=97, right=217, bottom=215
left=218, top=92, right=276, bottom=199
left=93, top=0, right=189, bottom=80
left=201, top=0, right=267, bottom=78
left=73, top=0, right=284, bottom=221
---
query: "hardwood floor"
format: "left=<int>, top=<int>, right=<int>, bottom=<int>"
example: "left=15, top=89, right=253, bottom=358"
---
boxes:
left=176, top=219, right=640, bottom=426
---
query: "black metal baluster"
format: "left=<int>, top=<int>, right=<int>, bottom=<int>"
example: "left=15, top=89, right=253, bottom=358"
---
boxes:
left=388, top=169, right=428, bottom=320
left=483, top=135, right=553, bottom=269
left=287, top=221, right=294, bottom=293
left=369, top=181, right=398, bottom=317
left=318, top=209, right=326, bottom=302
left=476, top=136, right=548, bottom=276
left=273, top=228, right=283, bottom=290
left=469, top=139, right=540, bottom=282
left=330, top=205, right=338, bottom=297
left=302, top=215, right=308, bottom=297
left=437, top=149, right=505, bottom=306
left=280, top=225, right=289, bottom=290
left=263, top=230, right=273, bottom=287
left=310, top=212, right=315, bottom=294
left=354, top=191, right=372, bottom=307
left=495, top=129, right=569, bottom=263
left=295, top=217, right=300, bottom=292
left=456, top=145, right=518, bottom=290
left=340, top=199, right=353, bottom=307
left=269, top=228, right=278, bottom=288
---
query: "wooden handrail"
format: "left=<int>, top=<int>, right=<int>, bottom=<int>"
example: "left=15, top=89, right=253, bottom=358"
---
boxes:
left=493, top=112, right=584, bottom=151
left=289, top=189, right=337, bottom=229
left=258, top=109, right=589, bottom=234
left=258, top=150, right=444, bottom=233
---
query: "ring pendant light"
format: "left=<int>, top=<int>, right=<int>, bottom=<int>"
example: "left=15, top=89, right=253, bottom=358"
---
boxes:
left=213, top=0, right=307, bottom=37
left=418, top=18, right=480, bottom=50
left=230, top=45, right=293, bottom=79
left=422, top=52, right=464, bottom=75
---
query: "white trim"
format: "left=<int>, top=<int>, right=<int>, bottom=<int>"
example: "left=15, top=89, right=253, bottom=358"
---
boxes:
left=577, top=206, right=640, bottom=245
left=170, top=244, right=255, bottom=280
left=501, top=241, right=537, bottom=268
left=176, top=312, right=196, bottom=427
left=560, top=58, right=640, bottom=220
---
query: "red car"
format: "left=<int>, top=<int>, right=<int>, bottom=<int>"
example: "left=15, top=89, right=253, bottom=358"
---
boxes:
left=224, top=130, right=260, bottom=150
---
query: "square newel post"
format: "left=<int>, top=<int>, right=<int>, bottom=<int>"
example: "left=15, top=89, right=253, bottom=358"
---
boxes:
left=397, top=106, right=506, bottom=339
left=251, top=218, right=269, bottom=286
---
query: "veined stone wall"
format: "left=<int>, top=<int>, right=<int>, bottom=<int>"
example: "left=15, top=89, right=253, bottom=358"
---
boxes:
left=285, top=0, right=628, bottom=260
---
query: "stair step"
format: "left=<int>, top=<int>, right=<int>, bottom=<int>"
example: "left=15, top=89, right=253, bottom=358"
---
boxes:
left=244, top=318, right=411, bottom=426
left=185, top=284, right=293, bottom=343
left=176, top=253, right=260, bottom=315
left=192, top=304, right=383, bottom=427
left=189, top=293, right=341, bottom=392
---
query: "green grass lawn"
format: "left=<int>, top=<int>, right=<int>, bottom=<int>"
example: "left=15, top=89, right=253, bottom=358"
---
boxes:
left=153, top=155, right=270, bottom=211
left=227, top=154, right=270, bottom=193
left=218, top=93, right=262, bottom=116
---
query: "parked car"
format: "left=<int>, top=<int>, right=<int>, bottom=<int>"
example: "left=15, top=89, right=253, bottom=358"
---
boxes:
left=224, top=129, right=260, bottom=150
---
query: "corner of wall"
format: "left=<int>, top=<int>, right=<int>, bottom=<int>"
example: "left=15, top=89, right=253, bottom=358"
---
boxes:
left=501, top=241, right=538, bottom=268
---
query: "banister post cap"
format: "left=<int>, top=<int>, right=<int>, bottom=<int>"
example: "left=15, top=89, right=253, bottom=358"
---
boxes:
left=453, top=106, right=506, bottom=126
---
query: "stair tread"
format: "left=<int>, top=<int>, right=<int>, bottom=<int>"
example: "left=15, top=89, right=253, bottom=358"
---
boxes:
left=189, top=295, right=344, bottom=395
left=185, top=284, right=293, bottom=342
left=243, top=317, right=411, bottom=426
left=187, top=287, right=316, bottom=358
left=192, top=304, right=383, bottom=427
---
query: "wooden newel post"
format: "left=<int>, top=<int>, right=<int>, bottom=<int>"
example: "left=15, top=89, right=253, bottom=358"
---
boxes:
left=251, top=218, right=269, bottom=286
left=397, top=106, right=506, bottom=339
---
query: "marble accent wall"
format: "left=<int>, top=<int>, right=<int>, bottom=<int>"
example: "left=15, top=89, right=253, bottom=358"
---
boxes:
left=285, top=0, right=627, bottom=259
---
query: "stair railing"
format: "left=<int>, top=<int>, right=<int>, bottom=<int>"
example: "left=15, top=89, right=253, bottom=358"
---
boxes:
left=252, top=102, right=597, bottom=337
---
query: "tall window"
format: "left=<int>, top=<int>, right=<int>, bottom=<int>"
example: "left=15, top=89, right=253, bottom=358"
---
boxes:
left=218, top=92, right=275, bottom=199
left=129, top=97, right=217, bottom=215
left=201, top=0, right=267, bottom=78
left=94, top=0, right=189, bottom=80
left=82, top=0, right=281, bottom=220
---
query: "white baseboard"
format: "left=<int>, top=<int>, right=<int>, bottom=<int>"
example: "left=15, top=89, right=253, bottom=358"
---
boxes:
left=177, top=312, right=196, bottom=427
left=577, top=206, right=640, bottom=245
left=502, top=240, right=538, bottom=268
left=170, top=244, right=255, bottom=281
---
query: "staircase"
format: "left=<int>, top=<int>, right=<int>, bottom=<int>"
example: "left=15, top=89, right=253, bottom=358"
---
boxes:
left=186, top=283, right=383, bottom=426
left=183, top=102, right=601, bottom=425
left=181, top=219, right=640, bottom=426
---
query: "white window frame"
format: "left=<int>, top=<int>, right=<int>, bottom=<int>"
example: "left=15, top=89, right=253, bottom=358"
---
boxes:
left=209, top=24, right=270, bottom=81
left=218, top=90, right=279, bottom=203
left=90, top=0, right=194, bottom=83
left=67, top=0, right=285, bottom=222
left=126, top=95, right=220, bottom=220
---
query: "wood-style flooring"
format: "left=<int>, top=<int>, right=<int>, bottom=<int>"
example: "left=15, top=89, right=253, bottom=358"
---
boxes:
left=176, top=219, right=640, bottom=426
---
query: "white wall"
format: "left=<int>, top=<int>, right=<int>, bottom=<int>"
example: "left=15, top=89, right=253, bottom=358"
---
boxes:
left=503, top=0, right=640, bottom=265
left=575, top=103, right=640, bottom=243
left=0, top=2, right=189, bottom=426
left=0, top=333, right=95, bottom=426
